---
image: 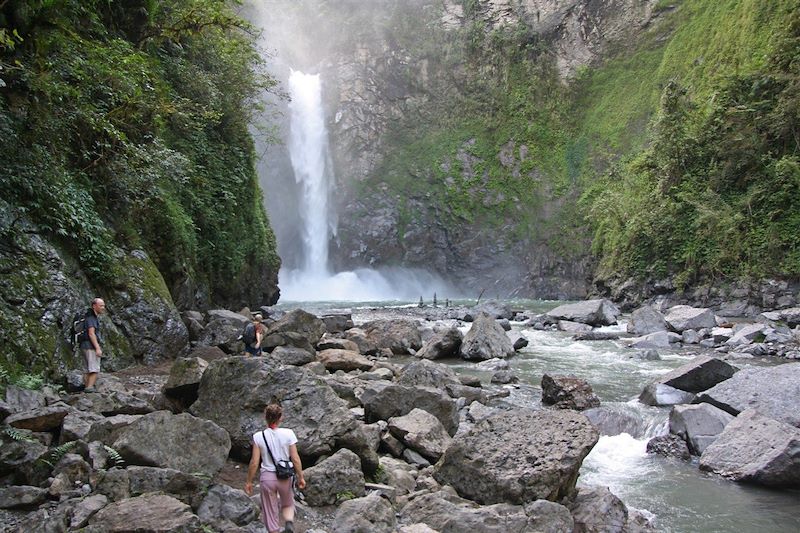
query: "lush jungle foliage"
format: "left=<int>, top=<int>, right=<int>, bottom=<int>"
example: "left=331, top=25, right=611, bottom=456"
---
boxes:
left=0, top=0, right=280, bottom=304
left=584, top=2, right=800, bottom=286
left=368, top=0, right=800, bottom=286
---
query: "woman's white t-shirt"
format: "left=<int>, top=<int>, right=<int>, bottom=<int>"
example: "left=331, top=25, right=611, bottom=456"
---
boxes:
left=252, top=427, right=297, bottom=473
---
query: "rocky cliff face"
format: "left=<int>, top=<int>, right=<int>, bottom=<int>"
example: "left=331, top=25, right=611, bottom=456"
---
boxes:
left=294, top=0, right=659, bottom=298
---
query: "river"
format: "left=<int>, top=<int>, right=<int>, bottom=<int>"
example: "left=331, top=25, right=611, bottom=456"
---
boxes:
left=277, top=299, right=800, bottom=533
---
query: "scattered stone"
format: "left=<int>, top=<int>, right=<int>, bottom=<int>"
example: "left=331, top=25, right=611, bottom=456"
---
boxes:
left=272, top=345, right=316, bottom=366
left=304, top=448, right=366, bottom=506
left=645, top=434, right=691, bottom=460
left=388, top=408, right=453, bottom=462
left=627, top=305, right=668, bottom=336
left=669, top=404, right=734, bottom=455
left=0, top=486, right=48, bottom=509
left=639, top=383, right=696, bottom=407
left=417, top=327, right=463, bottom=360
left=664, top=305, right=716, bottom=333
left=318, top=349, right=374, bottom=372
left=361, top=382, right=459, bottom=435
left=88, top=493, right=200, bottom=531
left=196, top=484, right=258, bottom=527
left=546, top=299, right=620, bottom=326
left=331, top=492, right=396, bottom=533
left=459, top=313, right=515, bottom=361
left=70, top=494, right=108, bottom=529
left=652, top=355, right=739, bottom=394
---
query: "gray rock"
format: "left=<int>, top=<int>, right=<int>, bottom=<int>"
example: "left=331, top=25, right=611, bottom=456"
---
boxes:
left=127, top=466, right=210, bottom=506
left=0, top=485, right=48, bottom=509
left=388, top=408, right=453, bottom=462
left=569, top=485, right=653, bottom=532
left=583, top=407, right=646, bottom=437
left=397, top=359, right=461, bottom=390
left=113, top=410, right=230, bottom=477
left=645, top=434, right=690, bottom=460
left=557, top=320, right=593, bottom=333
left=272, top=345, right=317, bottom=366
left=402, top=448, right=431, bottom=467
left=710, top=327, right=733, bottom=343
left=547, top=299, right=620, bottom=326
left=630, top=349, right=660, bottom=361
left=4, top=403, right=71, bottom=432
left=94, top=468, right=131, bottom=502
left=318, top=349, right=374, bottom=372
left=471, top=300, right=515, bottom=320
left=664, top=305, right=717, bottom=332
left=331, top=492, right=396, bottom=533
left=197, top=484, right=258, bottom=527
left=4, top=385, right=46, bottom=413
left=682, top=329, right=701, bottom=344
left=199, top=310, right=249, bottom=353
left=460, top=313, right=515, bottom=361
left=695, top=363, right=800, bottom=426
left=86, top=414, right=141, bottom=445
left=317, top=336, right=360, bottom=352
left=669, top=404, right=735, bottom=455
left=303, top=448, right=366, bottom=506
left=53, top=453, right=91, bottom=486
left=266, top=308, right=327, bottom=347
left=417, top=327, right=463, bottom=360
left=88, top=493, right=200, bottom=532
left=498, top=318, right=512, bottom=331
left=759, top=307, right=800, bottom=327
left=190, top=357, right=377, bottom=472
left=726, top=323, right=766, bottom=346
left=573, top=331, right=621, bottom=341
left=627, top=305, right=668, bottom=335
left=379, top=431, right=405, bottom=457
left=434, top=409, right=598, bottom=504
left=70, top=494, right=108, bottom=529
left=627, top=331, right=672, bottom=349
left=639, top=383, right=696, bottom=407
left=64, top=388, right=155, bottom=416
left=490, top=370, right=518, bottom=384
left=163, top=357, right=208, bottom=405
left=541, top=374, right=600, bottom=411
left=321, top=312, right=354, bottom=333
left=699, top=409, right=800, bottom=487
left=60, top=410, right=104, bottom=443
left=653, top=355, right=739, bottom=393
left=359, top=319, right=423, bottom=355
left=361, top=381, right=459, bottom=435
left=509, top=332, right=529, bottom=350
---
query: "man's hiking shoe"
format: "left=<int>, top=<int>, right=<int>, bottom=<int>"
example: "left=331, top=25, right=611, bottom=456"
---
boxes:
left=284, top=522, right=294, bottom=533
left=84, top=387, right=96, bottom=393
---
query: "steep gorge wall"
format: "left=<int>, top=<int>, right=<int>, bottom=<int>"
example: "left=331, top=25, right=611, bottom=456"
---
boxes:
left=313, top=0, right=660, bottom=298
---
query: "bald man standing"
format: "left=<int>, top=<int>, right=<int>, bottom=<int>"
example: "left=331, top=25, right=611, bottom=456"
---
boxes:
left=80, top=298, right=106, bottom=392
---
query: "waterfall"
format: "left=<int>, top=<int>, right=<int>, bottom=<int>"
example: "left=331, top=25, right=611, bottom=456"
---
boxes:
left=278, top=70, right=455, bottom=302
left=287, top=70, right=332, bottom=275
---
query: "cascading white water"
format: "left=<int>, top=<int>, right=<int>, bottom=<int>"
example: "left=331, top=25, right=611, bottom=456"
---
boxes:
left=287, top=70, right=331, bottom=275
left=279, top=71, right=456, bottom=302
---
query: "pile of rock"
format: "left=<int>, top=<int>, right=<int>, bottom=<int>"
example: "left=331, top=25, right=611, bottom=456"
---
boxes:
left=0, top=305, right=652, bottom=532
left=641, top=356, right=800, bottom=487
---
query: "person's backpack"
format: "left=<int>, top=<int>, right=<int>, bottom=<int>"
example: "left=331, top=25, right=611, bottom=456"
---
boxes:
left=241, top=322, right=257, bottom=346
left=69, top=310, right=90, bottom=349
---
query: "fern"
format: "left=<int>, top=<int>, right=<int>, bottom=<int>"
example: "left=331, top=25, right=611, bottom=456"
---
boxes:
left=41, top=440, right=78, bottom=468
left=3, top=426, right=37, bottom=443
left=104, top=445, right=125, bottom=468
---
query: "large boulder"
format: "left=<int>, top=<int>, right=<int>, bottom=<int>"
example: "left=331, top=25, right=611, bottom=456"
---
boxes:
left=669, top=404, right=735, bottom=456
left=760, top=307, right=800, bottom=327
left=88, top=493, right=200, bottom=532
left=190, top=356, right=378, bottom=472
left=265, top=308, right=327, bottom=347
left=4, top=403, right=71, bottom=432
left=699, top=409, right=800, bottom=487
left=360, top=319, right=423, bottom=355
left=360, top=381, right=459, bottom=435
left=127, top=466, right=210, bottom=507
left=626, top=305, right=668, bottom=336
left=471, top=300, right=514, bottom=320
left=569, top=485, right=654, bottom=532
left=302, top=448, right=366, bottom=507
left=459, top=313, right=515, bottom=361
left=541, top=374, right=600, bottom=411
left=318, top=349, right=374, bottom=372
left=396, top=359, right=461, bottom=390
left=398, top=489, right=574, bottom=533
left=434, top=409, right=598, bottom=504
left=113, top=410, right=230, bottom=477
left=196, top=484, right=259, bottom=528
left=639, top=384, right=695, bottom=407
left=388, top=408, right=453, bottom=462
left=664, top=305, right=716, bottom=333
left=331, top=491, right=396, bottom=533
left=651, top=355, right=738, bottom=394
left=695, top=363, right=800, bottom=427
left=546, top=299, right=620, bottom=326
left=417, top=327, right=463, bottom=360
left=163, top=357, right=208, bottom=407
left=198, top=309, right=249, bottom=353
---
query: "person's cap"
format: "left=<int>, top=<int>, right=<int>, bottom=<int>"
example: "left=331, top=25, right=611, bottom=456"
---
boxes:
left=253, top=313, right=263, bottom=322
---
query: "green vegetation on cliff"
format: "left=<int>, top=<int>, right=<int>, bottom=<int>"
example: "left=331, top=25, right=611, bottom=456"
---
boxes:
left=584, top=1, right=800, bottom=286
left=361, top=0, right=800, bottom=288
left=0, top=0, right=280, bottom=306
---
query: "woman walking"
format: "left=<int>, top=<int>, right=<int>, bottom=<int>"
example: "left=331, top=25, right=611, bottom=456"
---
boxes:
left=245, top=404, right=306, bottom=533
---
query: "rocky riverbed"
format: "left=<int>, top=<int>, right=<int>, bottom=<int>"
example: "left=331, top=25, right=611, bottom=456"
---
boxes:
left=1, top=299, right=799, bottom=532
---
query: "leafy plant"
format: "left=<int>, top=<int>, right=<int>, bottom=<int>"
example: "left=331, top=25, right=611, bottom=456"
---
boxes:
left=3, top=427, right=38, bottom=443
left=104, top=445, right=125, bottom=469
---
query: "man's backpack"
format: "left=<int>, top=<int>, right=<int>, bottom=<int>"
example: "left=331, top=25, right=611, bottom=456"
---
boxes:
left=69, top=310, right=90, bottom=349
left=242, top=322, right=257, bottom=346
